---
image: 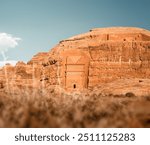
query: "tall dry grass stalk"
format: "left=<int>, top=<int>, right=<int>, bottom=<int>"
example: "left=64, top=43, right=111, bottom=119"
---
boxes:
left=0, top=87, right=150, bottom=128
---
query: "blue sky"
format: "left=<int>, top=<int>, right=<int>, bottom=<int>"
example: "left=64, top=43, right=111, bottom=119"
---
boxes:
left=0, top=0, right=150, bottom=62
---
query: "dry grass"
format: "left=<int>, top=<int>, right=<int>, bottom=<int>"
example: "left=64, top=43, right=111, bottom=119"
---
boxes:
left=0, top=88, right=150, bottom=128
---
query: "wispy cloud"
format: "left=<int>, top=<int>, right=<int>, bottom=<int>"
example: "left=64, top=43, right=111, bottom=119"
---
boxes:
left=0, top=33, right=21, bottom=63
left=0, top=33, right=21, bottom=51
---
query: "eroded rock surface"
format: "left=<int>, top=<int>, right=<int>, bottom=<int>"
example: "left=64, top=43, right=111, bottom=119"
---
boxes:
left=0, top=27, right=150, bottom=95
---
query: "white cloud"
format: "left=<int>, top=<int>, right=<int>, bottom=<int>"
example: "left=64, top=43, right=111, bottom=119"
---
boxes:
left=0, top=60, right=17, bottom=67
left=0, top=33, right=21, bottom=51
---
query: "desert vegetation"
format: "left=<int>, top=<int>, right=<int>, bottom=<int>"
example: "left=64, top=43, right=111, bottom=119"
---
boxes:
left=0, top=87, right=150, bottom=128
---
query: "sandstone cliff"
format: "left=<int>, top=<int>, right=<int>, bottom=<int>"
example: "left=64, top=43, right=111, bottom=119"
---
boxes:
left=0, top=27, right=149, bottom=95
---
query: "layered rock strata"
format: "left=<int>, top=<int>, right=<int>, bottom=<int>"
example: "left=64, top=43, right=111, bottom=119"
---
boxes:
left=0, top=27, right=150, bottom=92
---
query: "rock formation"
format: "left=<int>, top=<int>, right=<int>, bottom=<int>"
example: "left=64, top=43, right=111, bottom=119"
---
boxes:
left=0, top=27, right=150, bottom=93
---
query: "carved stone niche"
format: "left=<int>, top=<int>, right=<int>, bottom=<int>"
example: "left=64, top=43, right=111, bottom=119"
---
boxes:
left=60, top=49, right=90, bottom=91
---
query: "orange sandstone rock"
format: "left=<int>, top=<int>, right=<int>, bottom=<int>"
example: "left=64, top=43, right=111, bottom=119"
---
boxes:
left=0, top=27, right=149, bottom=93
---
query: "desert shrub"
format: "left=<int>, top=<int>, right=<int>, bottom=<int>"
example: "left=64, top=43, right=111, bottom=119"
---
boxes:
left=0, top=88, right=150, bottom=128
left=125, top=92, right=136, bottom=98
left=113, top=94, right=125, bottom=98
left=144, top=96, right=150, bottom=101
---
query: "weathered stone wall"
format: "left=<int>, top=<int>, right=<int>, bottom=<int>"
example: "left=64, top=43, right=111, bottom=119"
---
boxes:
left=51, top=27, right=150, bottom=89
left=0, top=27, right=150, bottom=91
left=88, top=41, right=150, bottom=87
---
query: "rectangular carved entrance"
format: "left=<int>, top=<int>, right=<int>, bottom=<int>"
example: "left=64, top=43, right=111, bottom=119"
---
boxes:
left=61, top=50, right=89, bottom=91
left=65, top=64, right=85, bottom=90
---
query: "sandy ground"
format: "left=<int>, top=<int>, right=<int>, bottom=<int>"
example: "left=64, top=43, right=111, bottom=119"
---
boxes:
left=92, top=78, right=150, bottom=96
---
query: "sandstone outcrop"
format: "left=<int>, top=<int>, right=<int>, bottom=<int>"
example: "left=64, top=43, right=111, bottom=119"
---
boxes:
left=48, top=27, right=150, bottom=91
left=0, top=27, right=150, bottom=94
